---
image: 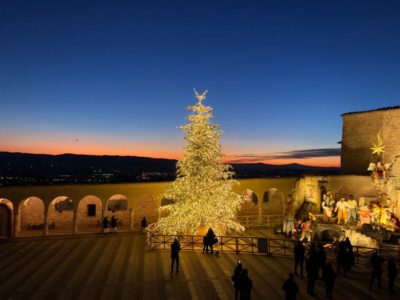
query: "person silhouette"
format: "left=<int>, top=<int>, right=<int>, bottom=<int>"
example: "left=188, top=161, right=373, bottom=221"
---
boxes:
left=388, top=257, right=397, bottom=294
left=102, top=216, right=109, bottom=234
left=282, top=273, right=299, bottom=300
left=294, top=240, right=305, bottom=278
left=324, top=263, right=337, bottom=299
left=231, top=260, right=243, bottom=300
left=369, top=250, right=385, bottom=291
left=111, top=215, right=117, bottom=233
left=141, top=217, right=147, bottom=234
left=170, top=238, right=181, bottom=274
left=238, top=268, right=252, bottom=300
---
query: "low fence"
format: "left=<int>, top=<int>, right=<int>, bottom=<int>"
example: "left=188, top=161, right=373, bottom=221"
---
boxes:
left=148, top=234, right=400, bottom=266
left=236, top=214, right=284, bottom=228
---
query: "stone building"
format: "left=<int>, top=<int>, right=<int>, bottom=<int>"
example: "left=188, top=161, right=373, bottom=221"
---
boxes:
left=341, top=106, right=400, bottom=175
left=341, top=106, right=400, bottom=216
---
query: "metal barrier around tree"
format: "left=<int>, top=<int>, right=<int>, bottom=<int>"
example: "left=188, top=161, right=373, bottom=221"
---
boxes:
left=148, top=234, right=400, bottom=266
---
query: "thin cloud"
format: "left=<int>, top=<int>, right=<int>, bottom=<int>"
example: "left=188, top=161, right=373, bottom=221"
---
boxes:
left=228, top=148, right=340, bottom=163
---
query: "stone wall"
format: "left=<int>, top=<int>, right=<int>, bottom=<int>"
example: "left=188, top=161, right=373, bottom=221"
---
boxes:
left=77, top=196, right=102, bottom=228
left=20, top=197, right=44, bottom=229
left=132, top=194, right=157, bottom=230
left=48, top=205, right=74, bottom=230
left=341, top=107, right=400, bottom=175
left=262, top=188, right=284, bottom=215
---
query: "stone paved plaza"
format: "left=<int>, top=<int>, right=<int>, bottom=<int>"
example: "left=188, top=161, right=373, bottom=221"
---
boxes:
left=0, top=233, right=398, bottom=300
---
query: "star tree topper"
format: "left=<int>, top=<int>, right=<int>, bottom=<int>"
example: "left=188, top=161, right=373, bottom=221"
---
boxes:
left=194, top=89, right=208, bottom=105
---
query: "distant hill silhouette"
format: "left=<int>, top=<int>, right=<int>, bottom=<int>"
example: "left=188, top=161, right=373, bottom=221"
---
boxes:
left=0, top=152, right=340, bottom=185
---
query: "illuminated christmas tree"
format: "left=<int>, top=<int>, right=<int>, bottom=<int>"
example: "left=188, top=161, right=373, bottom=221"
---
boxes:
left=155, top=90, right=244, bottom=235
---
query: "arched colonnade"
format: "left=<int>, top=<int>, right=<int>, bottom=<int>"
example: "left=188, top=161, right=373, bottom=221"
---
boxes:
left=0, top=178, right=299, bottom=238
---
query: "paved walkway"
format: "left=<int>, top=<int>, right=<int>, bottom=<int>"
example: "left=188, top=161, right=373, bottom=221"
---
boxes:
left=0, top=233, right=398, bottom=300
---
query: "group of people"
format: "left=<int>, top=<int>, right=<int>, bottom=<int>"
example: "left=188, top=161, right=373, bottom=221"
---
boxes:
left=293, top=240, right=337, bottom=298
left=168, top=233, right=398, bottom=299
left=322, top=191, right=399, bottom=227
left=231, top=260, right=253, bottom=300
left=369, top=250, right=398, bottom=294
left=322, top=192, right=358, bottom=225
left=359, top=200, right=398, bottom=226
left=291, top=237, right=398, bottom=298
left=102, top=215, right=118, bottom=233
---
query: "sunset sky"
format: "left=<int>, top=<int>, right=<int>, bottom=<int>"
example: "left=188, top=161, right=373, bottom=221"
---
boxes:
left=1, top=1, right=400, bottom=167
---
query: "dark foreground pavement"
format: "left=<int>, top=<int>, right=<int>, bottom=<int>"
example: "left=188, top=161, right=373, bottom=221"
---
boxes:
left=0, top=233, right=398, bottom=300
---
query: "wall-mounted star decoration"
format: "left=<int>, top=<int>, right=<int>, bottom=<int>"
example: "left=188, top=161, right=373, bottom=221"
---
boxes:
left=370, top=130, right=385, bottom=155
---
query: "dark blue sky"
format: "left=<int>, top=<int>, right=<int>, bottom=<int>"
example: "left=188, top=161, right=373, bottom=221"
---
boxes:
left=1, top=0, right=399, bottom=166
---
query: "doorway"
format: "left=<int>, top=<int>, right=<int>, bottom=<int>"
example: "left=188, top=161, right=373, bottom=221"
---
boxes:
left=0, top=204, right=11, bottom=238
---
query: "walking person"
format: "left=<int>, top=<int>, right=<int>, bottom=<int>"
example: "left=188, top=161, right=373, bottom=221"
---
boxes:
left=111, top=215, right=118, bottom=233
left=369, top=250, right=385, bottom=291
left=170, top=238, right=181, bottom=274
left=306, top=244, right=318, bottom=297
left=336, top=241, right=348, bottom=276
left=344, top=237, right=355, bottom=271
left=282, top=273, right=299, bottom=300
left=316, top=244, right=326, bottom=278
left=141, top=216, right=147, bottom=234
left=324, top=262, right=337, bottom=299
left=388, top=257, right=398, bottom=294
left=202, top=234, right=209, bottom=254
left=231, top=260, right=243, bottom=300
left=238, top=268, right=252, bottom=300
left=102, top=216, right=109, bottom=234
left=293, top=240, right=305, bottom=277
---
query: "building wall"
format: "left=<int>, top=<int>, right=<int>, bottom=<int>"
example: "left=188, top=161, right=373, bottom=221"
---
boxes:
left=2, top=175, right=397, bottom=237
left=19, top=197, right=44, bottom=229
left=0, top=178, right=297, bottom=236
left=341, top=108, right=400, bottom=175
left=77, top=196, right=102, bottom=228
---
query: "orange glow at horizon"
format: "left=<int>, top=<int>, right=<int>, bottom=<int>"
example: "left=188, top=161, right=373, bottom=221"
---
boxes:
left=224, top=156, right=340, bottom=167
left=1, top=143, right=340, bottom=168
left=0, top=135, right=181, bottom=160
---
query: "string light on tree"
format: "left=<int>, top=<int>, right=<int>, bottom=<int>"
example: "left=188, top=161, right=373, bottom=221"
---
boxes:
left=154, top=90, right=245, bottom=235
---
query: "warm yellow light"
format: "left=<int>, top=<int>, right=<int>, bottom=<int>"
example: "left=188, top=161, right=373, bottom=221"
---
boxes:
left=154, top=91, right=244, bottom=235
left=370, top=130, right=385, bottom=155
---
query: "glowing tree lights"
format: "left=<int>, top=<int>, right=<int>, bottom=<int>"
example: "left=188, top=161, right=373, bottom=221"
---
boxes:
left=155, top=90, right=244, bottom=235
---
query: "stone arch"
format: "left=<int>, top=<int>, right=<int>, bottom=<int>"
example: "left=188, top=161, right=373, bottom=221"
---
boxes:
left=238, top=189, right=259, bottom=216
left=0, top=198, right=13, bottom=238
left=0, top=198, right=13, bottom=211
left=18, top=196, right=45, bottom=237
left=262, top=191, right=269, bottom=203
left=262, top=188, right=285, bottom=215
left=159, top=198, right=174, bottom=218
left=77, top=195, right=102, bottom=233
left=106, top=194, right=129, bottom=231
left=48, top=196, right=74, bottom=235
left=133, top=194, right=157, bottom=230
left=242, top=189, right=259, bottom=204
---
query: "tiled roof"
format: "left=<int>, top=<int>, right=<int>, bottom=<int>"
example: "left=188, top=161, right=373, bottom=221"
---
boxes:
left=342, top=106, right=400, bottom=116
